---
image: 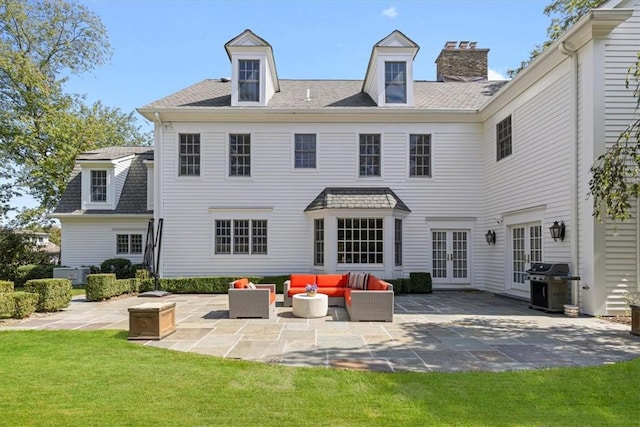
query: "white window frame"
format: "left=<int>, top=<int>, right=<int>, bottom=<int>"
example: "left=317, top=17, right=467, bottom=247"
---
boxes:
left=358, top=134, right=382, bottom=178
left=384, top=61, right=407, bottom=104
left=231, top=53, right=267, bottom=106
left=81, top=163, right=116, bottom=210
left=293, top=133, right=317, bottom=169
left=229, top=133, right=251, bottom=177
left=209, top=208, right=272, bottom=257
left=337, top=217, right=384, bottom=265
left=115, top=233, right=143, bottom=255
left=409, top=134, right=432, bottom=178
left=178, top=133, right=201, bottom=177
left=496, top=115, right=513, bottom=161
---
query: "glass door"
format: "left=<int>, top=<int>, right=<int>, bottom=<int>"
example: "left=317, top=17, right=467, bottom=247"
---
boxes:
left=432, top=230, right=469, bottom=285
left=510, top=223, right=542, bottom=292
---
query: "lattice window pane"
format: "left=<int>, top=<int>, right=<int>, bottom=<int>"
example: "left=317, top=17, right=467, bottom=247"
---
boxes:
left=251, top=220, right=268, bottom=254
left=215, top=220, right=231, bottom=254
left=359, top=134, right=381, bottom=176
left=90, top=170, right=107, bottom=202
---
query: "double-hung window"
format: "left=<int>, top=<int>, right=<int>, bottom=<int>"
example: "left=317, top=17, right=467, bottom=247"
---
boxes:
left=409, top=134, right=431, bottom=177
left=314, top=219, right=324, bottom=266
left=359, top=134, right=381, bottom=177
left=294, top=134, right=316, bottom=169
left=385, top=62, right=407, bottom=104
left=395, top=218, right=403, bottom=266
left=238, top=60, right=260, bottom=102
left=116, top=234, right=142, bottom=255
left=90, top=170, right=107, bottom=202
left=496, top=115, right=512, bottom=161
left=229, top=134, right=251, bottom=176
left=215, top=219, right=267, bottom=255
left=179, top=133, right=200, bottom=176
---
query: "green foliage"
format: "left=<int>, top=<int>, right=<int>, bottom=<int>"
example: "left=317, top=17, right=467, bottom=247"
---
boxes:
left=85, top=273, right=138, bottom=301
left=0, top=227, right=52, bottom=282
left=10, top=291, right=38, bottom=318
left=100, top=258, right=133, bottom=279
left=0, top=292, right=11, bottom=317
left=409, top=272, right=433, bottom=294
left=24, top=278, right=72, bottom=312
left=15, top=264, right=55, bottom=287
left=508, top=0, right=606, bottom=77
left=386, top=278, right=411, bottom=295
left=0, top=280, right=14, bottom=293
left=589, top=53, right=640, bottom=222
left=0, top=0, right=151, bottom=220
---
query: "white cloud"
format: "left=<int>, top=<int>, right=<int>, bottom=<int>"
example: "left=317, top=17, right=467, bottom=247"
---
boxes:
left=382, top=6, right=398, bottom=18
left=488, top=68, right=508, bottom=81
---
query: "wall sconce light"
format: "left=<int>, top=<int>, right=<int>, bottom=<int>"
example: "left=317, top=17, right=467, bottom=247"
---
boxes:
left=549, top=221, right=565, bottom=242
left=485, top=230, right=496, bottom=245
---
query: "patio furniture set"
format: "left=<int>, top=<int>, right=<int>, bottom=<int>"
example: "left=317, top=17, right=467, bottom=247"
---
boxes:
left=228, top=273, right=394, bottom=322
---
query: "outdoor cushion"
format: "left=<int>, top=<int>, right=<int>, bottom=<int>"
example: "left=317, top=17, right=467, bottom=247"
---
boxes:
left=367, top=275, right=388, bottom=291
left=316, top=274, right=347, bottom=288
left=290, top=274, right=317, bottom=287
left=348, top=272, right=368, bottom=290
left=287, top=287, right=345, bottom=298
left=344, top=288, right=352, bottom=306
left=233, top=278, right=250, bottom=289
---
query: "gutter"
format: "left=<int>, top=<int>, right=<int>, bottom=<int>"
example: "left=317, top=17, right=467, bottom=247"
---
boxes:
left=559, top=41, right=581, bottom=307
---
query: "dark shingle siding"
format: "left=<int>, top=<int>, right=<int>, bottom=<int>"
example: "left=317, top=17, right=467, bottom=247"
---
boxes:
left=53, top=147, right=154, bottom=215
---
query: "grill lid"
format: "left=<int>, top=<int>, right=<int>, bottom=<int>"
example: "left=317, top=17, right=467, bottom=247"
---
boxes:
left=526, top=263, right=570, bottom=276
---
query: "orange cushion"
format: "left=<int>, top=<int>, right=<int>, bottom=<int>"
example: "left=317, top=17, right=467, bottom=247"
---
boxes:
left=344, top=288, right=352, bottom=307
left=316, top=274, right=346, bottom=288
left=290, top=274, right=317, bottom=287
left=233, top=278, right=249, bottom=289
left=288, top=287, right=307, bottom=297
left=269, top=292, right=276, bottom=304
left=318, top=287, right=345, bottom=297
left=367, top=275, right=388, bottom=291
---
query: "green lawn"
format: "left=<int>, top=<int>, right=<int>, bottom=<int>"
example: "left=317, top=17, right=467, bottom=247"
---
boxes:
left=0, top=330, right=638, bottom=426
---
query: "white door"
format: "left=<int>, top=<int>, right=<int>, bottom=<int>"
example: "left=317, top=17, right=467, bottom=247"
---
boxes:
left=432, top=230, right=469, bottom=285
left=509, top=223, right=542, bottom=292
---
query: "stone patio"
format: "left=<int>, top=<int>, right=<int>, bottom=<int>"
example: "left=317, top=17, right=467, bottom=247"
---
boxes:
left=2, top=290, right=639, bottom=372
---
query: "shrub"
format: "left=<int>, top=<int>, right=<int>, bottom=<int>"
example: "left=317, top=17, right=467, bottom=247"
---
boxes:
left=15, top=264, right=55, bottom=287
left=409, top=272, right=432, bottom=294
left=387, top=278, right=412, bottom=295
left=24, top=279, right=72, bottom=312
left=100, top=258, right=133, bottom=279
left=11, top=292, right=38, bottom=319
left=86, top=274, right=116, bottom=301
left=0, top=280, right=14, bottom=293
left=0, top=292, right=12, bottom=317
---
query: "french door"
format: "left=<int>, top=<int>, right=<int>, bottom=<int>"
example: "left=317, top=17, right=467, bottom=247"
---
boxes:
left=509, top=223, right=542, bottom=292
left=432, top=230, right=469, bottom=285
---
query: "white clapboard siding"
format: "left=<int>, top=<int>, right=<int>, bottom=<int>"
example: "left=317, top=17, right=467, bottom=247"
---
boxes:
left=602, top=3, right=640, bottom=312
left=60, top=217, right=149, bottom=268
left=114, top=158, right=132, bottom=206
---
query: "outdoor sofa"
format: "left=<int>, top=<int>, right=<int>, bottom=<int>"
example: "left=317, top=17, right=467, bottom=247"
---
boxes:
left=228, top=278, right=276, bottom=319
left=283, top=273, right=394, bottom=322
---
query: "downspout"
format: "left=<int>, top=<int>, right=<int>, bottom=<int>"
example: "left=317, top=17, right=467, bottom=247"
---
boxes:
left=153, top=112, right=163, bottom=278
left=559, top=42, right=580, bottom=306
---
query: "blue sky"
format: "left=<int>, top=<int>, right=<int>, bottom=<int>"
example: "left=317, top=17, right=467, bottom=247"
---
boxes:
left=12, top=0, right=553, bottom=216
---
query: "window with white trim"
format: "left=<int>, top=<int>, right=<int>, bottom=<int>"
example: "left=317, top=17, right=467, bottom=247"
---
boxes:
left=215, top=219, right=267, bottom=255
left=179, top=133, right=200, bottom=176
left=314, top=219, right=324, bottom=266
left=295, top=134, right=316, bottom=169
left=337, top=218, right=383, bottom=264
left=409, top=134, right=431, bottom=177
left=90, top=170, right=107, bottom=202
left=116, top=234, right=142, bottom=255
left=238, top=59, right=260, bottom=102
left=385, top=61, right=407, bottom=103
left=395, top=218, right=402, bottom=266
left=496, top=115, right=512, bottom=161
left=359, top=134, right=381, bottom=177
left=229, top=134, right=251, bottom=176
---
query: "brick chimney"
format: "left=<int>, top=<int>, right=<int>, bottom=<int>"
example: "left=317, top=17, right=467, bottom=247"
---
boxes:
left=435, top=41, right=489, bottom=82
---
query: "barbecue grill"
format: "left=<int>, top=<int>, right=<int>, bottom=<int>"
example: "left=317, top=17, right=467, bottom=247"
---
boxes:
left=526, top=263, right=580, bottom=312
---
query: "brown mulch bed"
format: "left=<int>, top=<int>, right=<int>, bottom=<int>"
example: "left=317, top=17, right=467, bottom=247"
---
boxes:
left=600, top=315, right=632, bottom=325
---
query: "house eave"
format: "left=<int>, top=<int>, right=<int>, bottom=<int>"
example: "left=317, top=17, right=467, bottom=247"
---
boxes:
left=49, top=213, right=153, bottom=219
left=480, top=8, right=634, bottom=120
left=137, top=107, right=481, bottom=123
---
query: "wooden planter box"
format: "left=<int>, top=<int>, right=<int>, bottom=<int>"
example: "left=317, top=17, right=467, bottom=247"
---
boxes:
left=128, top=302, right=176, bottom=340
left=631, top=305, right=640, bottom=337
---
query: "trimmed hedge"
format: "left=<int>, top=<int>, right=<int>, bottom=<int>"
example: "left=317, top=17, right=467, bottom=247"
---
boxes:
left=0, top=280, right=14, bottom=293
left=100, top=258, right=133, bottom=279
left=386, top=278, right=412, bottom=295
left=0, top=292, right=12, bottom=317
left=151, top=275, right=290, bottom=294
left=86, top=274, right=139, bottom=301
left=410, top=272, right=432, bottom=293
left=15, top=264, right=56, bottom=287
left=11, top=292, right=38, bottom=318
left=24, top=279, right=72, bottom=312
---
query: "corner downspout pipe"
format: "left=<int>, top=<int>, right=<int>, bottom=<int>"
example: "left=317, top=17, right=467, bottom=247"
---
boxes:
left=153, top=112, right=163, bottom=280
left=559, top=42, right=580, bottom=306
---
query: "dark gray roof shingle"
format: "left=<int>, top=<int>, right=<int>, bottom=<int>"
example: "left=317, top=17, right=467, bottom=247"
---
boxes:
left=305, top=187, right=411, bottom=212
left=53, top=147, right=153, bottom=216
left=140, top=79, right=507, bottom=111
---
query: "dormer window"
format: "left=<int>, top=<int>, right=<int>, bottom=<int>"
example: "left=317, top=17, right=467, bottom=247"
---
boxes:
left=90, top=170, right=107, bottom=202
left=238, top=60, right=260, bottom=102
left=385, top=62, right=406, bottom=103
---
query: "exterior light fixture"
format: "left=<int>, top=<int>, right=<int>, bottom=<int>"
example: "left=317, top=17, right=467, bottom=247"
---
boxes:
left=485, top=230, right=496, bottom=245
left=549, top=221, right=565, bottom=242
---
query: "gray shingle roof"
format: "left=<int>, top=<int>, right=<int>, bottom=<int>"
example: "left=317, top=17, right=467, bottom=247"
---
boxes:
left=53, top=147, right=154, bottom=216
left=305, top=187, right=411, bottom=212
left=140, top=79, right=507, bottom=111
